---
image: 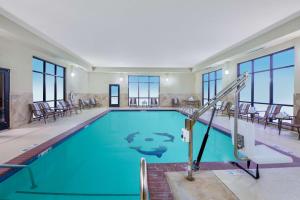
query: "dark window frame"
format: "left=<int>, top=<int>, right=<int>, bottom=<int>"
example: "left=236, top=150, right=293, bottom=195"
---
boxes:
left=202, top=69, right=222, bottom=105
left=32, top=56, right=66, bottom=107
left=237, top=47, right=294, bottom=110
left=128, top=75, right=160, bottom=106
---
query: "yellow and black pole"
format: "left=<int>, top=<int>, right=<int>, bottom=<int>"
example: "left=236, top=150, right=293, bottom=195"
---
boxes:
left=185, top=118, right=195, bottom=181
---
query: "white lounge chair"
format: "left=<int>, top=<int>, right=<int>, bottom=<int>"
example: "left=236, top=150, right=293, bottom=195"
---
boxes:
left=230, top=119, right=293, bottom=179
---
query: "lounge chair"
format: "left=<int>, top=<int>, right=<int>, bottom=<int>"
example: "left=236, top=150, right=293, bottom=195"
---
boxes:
left=29, top=103, right=46, bottom=123
left=66, top=100, right=80, bottom=113
left=282, top=109, right=300, bottom=139
left=150, top=98, right=159, bottom=107
left=89, top=98, right=101, bottom=107
left=229, top=103, right=244, bottom=118
left=58, top=100, right=71, bottom=116
left=129, top=97, right=137, bottom=107
left=238, top=103, right=251, bottom=119
left=39, top=102, right=59, bottom=121
left=79, top=99, right=91, bottom=109
left=254, top=105, right=282, bottom=128
left=230, top=119, right=292, bottom=179
left=171, top=98, right=180, bottom=107
left=217, top=101, right=232, bottom=119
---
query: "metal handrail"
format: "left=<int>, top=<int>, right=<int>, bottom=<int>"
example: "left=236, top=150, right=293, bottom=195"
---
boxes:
left=140, top=158, right=149, bottom=200
left=0, top=164, right=37, bottom=189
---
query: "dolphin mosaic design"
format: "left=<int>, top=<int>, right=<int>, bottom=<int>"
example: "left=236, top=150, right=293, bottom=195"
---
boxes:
left=130, top=145, right=167, bottom=158
left=153, top=132, right=175, bottom=142
left=124, top=132, right=140, bottom=143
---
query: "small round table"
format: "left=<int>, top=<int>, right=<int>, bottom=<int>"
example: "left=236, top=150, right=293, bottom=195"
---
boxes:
left=275, top=114, right=292, bottom=135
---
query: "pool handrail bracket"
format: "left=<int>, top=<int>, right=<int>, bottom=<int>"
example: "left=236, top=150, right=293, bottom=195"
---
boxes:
left=0, top=164, right=37, bottom=189
left=183, top=72, right=248, bottom=180
left=140, top=157, right=149, bottom=200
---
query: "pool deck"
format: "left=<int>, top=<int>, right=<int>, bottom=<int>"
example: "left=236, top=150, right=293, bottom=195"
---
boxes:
left=1, top=107, right=300, bottom=199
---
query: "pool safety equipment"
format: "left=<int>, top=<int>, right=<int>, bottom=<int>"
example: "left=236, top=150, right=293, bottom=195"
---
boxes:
left=182, top=72, right=248, bottom=181
left=183, top=118, right=195, bottom=181
left=0, top=164, right=37, bottom=189
left=140, top=158, right=149, bottom=200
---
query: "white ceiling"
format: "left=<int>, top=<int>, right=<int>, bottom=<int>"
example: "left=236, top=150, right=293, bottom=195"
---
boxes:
left=1, top=0, right=300, bottom=68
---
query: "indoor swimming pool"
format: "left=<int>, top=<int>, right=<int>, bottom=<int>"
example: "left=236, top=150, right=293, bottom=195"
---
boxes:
left=0, top=111, right=235, bottom=200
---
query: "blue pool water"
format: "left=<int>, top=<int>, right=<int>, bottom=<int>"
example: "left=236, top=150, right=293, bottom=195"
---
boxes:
left=0, top=111, right=235, bottom=200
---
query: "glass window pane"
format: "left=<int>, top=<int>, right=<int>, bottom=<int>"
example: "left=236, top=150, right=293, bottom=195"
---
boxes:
left=139, top=83, right=148, bottom=97
left=254, top=56, right=270, bottom=72
left=149, top=76, right=159, bottom=82
left=209, top=81, right=215, bottom=99
left=209, top=72, right=215, bottom=80
left=110, top=86, right=118, bottom=96
left=46, top=75, right=55, bottom=101
left=240, top=74, right=252, bottom=102
left=32, top=58, right=44, bottom=72
left=32, top=72, right=43, bottom=101
left=128, top=76, right=138, bottom=82
left=129, top=83, right=138, bottom=97
left=46, top=63, right=55, bottom=75
left=56, top=66, right=64, bottom=77
left=203, top=74, right=208, bottom=81
left=203, top=99, right=208, bottom=105
left=56, top=77, right=64, bottom=100
left=138, top=76, right=149, bottom=82
left=150, top=83, right=159, bottom=97
left=111, top=97, right=119, bottom=105
left=273, top=67, right=294, bottom=105
left=216, top=79, right=222, bottom=94
left=203, top=82, right=208, bottom=98
left=239, top=61, right=252, bottom=74
left=216, top=70, right=222, bottom=79
left=273, top=49, right=294, bottom=69
left=254, top=71, right=270, bottom=103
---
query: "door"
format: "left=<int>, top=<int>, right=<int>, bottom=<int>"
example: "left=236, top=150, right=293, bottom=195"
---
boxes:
left=109, top=84, right=120, bottom=107
left=0, top=68, right=10, bottom=130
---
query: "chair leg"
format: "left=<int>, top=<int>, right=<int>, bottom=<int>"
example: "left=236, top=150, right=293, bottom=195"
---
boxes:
left=297, top=128, right=300, bottom=140
left=264, top=119, right=267, bottom=129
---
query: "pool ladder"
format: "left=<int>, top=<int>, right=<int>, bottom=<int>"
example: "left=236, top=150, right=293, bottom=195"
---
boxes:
left=140, top=158, right=149, bottom=200
left=0, top=164, right=37, bottom=189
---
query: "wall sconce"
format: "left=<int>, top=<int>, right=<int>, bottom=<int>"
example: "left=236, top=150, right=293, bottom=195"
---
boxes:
left=70, top=65, right=75, bottom=77
left=165, top=73, right=169, bottom=82
left=119, top=73, right=124, bottom=82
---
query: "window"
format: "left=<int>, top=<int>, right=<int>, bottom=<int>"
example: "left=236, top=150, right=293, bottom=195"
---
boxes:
left=202, top=69, right=222, bottom=105
left=128, top=75, right=160, bottom=106
left=32, top=57, right=65, bottom=106
left=237, top=48, right=294, bottom=115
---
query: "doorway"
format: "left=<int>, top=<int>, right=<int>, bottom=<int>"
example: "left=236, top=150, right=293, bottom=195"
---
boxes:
left=0, top=68, right=10, bottom=130
left=109, top=84, right=120, bottom=107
